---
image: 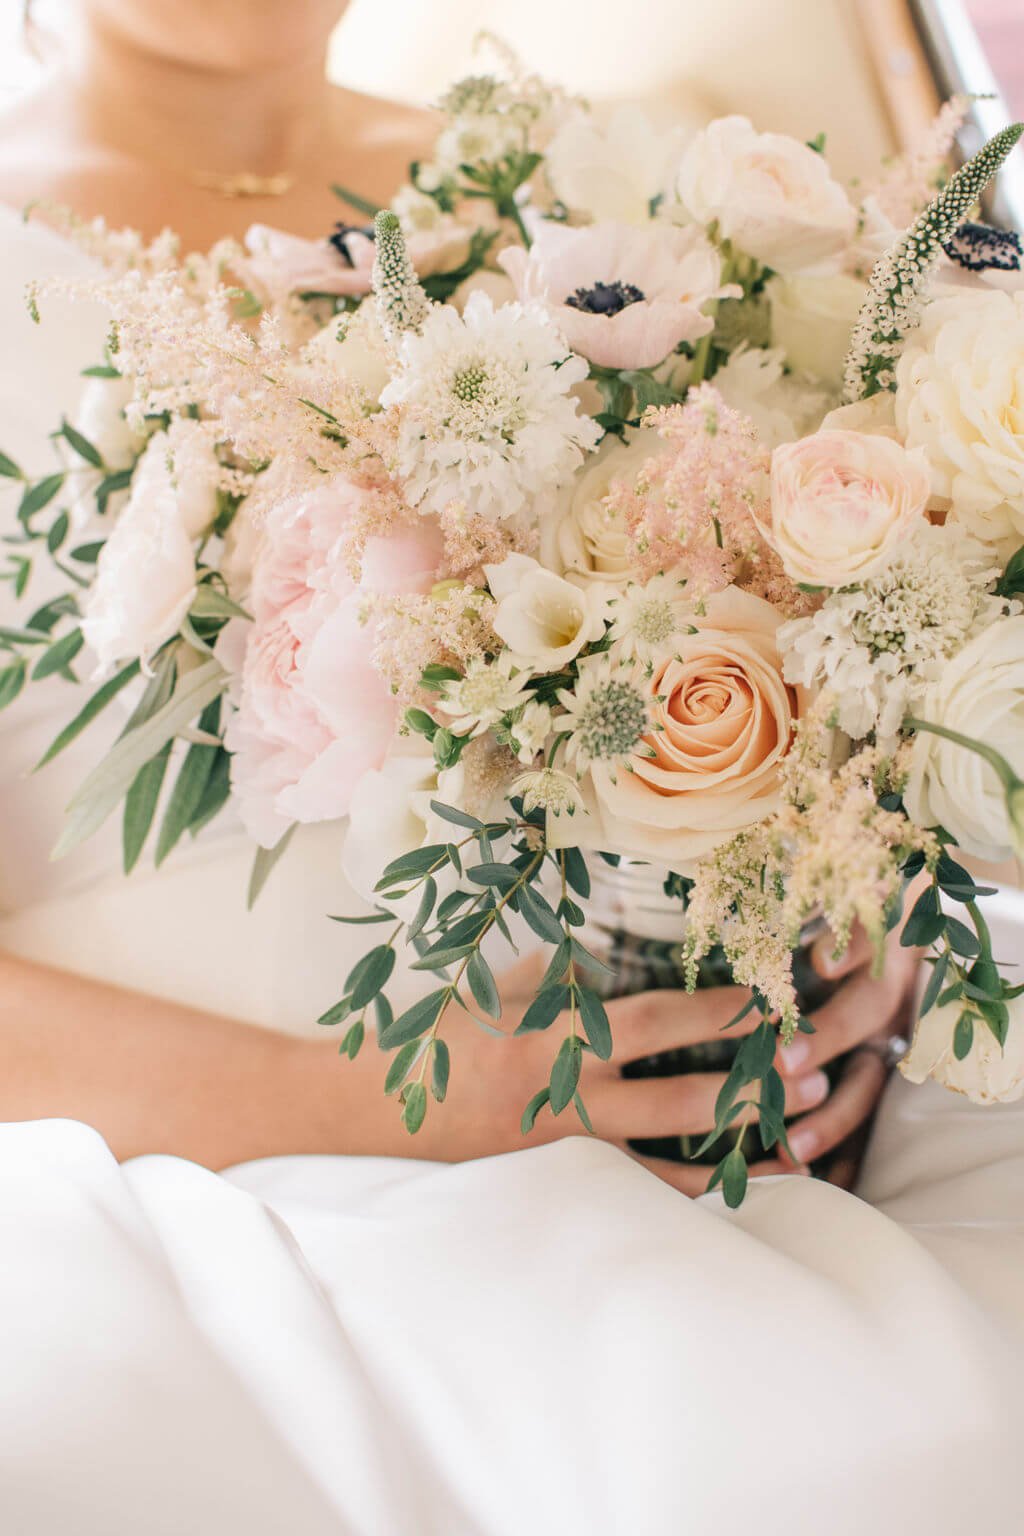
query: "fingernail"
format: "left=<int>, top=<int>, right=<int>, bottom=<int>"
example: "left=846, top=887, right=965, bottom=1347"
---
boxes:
left=789, top=1126, right=817, bottom=1163
left=780, top=1039, right=810, bottom=1073
left=796, top=1070, right=829, bottom=1108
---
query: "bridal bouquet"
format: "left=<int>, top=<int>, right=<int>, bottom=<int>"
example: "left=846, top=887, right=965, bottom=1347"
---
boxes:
left=4, top=50, right=1024, bottom=1199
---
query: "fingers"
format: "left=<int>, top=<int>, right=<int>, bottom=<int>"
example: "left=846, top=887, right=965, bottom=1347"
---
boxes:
left=627, top=1148, right=796, bottom=1196
left=586, top=1064, right=830, bottom=1139
left=496, top=948, right=548, bottom=1002
left=810, top=923, right=872, bottom=982
left=783, top=1049, right=887, bottom=1168
left=605, top=985, right=760, bottom=1062
left=777, top=943, right=918, bottom=1075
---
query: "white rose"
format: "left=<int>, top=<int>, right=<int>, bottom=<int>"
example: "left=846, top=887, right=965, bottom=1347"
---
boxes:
left=895, top=290, right=1024, bottom=554
left=541, top=433, right=663, bottom=587
left=74, top=374, right=146, bottom=470
left=901, top=993, right=1024, bottom=1105
left=712, top=345, right=829, bottom=448
left=676, top=116, right=855, bottom=274
left=80, top=423, right=218, bottom=671
left=82, top=485, right=196, bottom=673
left=305, top=309, right=392, bottom=404
left=904, top=617, right=1024, bottom=862
left=545, top=105, right=685, bottom=224
left=342, top=752, right=463, bottom=917
left=485, top=553, right=607, bottom=672
left=763, top=428, right=930, bottom=587
left=768, top=271, right=867, bottom=388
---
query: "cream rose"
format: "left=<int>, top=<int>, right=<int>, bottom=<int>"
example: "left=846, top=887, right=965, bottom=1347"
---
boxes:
left=544, top=106, right=685, bottom=224
left=305, top=308, right=392, bottom=404
left=541, top=433, right=664, bottom=587
left=904, top=617, right=1024, bottom=862
left=768, top=271, right=867, bottom=388
left=552, top=587, right=799, bottom=865
left=895, top=289, right=1024, bottom=554
left=485, top=553, right=607, bottom=672
left=763, top=429, right=930, bottom=587
left=676, top=116, right=855, bottom=274
left=901, top=993, right=1024, bottom=1105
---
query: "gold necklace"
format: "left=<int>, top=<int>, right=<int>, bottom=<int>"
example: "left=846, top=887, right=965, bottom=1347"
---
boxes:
left=190, top=169, right=296, bottom=200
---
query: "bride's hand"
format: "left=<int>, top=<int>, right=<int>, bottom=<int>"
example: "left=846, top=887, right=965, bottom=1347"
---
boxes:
left=425, top=932, right=918, bottom=1193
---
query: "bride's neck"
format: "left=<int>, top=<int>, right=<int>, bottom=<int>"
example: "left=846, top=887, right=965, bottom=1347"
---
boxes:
left=65, top=24, right=333, bottom=179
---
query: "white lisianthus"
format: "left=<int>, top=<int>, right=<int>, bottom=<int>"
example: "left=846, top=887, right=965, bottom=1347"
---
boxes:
left=544, top=106, right=685, bottom=224
left=342, top=751, right=465, bottom=914
left=712, top=345, right=829, bottom=448
left=764, top=429, right=931, bottom=588
left=74, top=373, right=147, bottom=470
left=304, top=307, right=392, bottom=404
left=677, top=116, right=855, bottom=273
left=901, top=994, right=1024, bottom=1105
left=541, top=431, right=665, bottom=586
left=81, top=422, right=219, bottom=672
left=438, top=651, right=532, bottom=737
left=768, top=271, right=868, bottom=388
left=380, top=291, right=600, bottom=524
left=895, top=290, right=1024, bottom=553
left=484, top=553, right=608, bottom=672
left=904, top=617, right=1024, bottom=862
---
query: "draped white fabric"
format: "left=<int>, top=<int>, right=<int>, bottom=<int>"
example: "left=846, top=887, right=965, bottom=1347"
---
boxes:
left=1, top=207, right=1023, bottom=1535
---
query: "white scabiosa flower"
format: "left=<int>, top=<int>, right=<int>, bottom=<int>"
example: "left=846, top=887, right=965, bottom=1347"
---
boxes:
left=779, top=521, right=1007, bottom=740
left=559, top=654, right=654, bottom=776
left=607, top=574, right=696, bottom=665
left=438, top=651, right=532, bottom=737
left=512, top=766, right=585, bottom=817
left=380, top=291, right=600, bottom=524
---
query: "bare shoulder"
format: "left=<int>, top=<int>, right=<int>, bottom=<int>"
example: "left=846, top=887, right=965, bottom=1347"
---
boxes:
left=325, top=86, right=440, bottom=201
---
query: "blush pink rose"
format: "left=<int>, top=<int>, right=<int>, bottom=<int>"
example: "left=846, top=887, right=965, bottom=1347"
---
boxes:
left=222, top=477, right=443, bottom=847
left=761, top=428, right=931, bottom=588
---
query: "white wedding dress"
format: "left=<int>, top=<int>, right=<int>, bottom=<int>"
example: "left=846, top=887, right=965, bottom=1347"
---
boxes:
left=1, top=205, right=1023, bottom=1536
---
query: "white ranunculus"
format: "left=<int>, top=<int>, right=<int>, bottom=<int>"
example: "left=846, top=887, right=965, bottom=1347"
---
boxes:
left=768, top=271, right=867, bottom=388
left=540, top=432, right=663, bottom=587
left=485, top=553, right=608, bottom=671
left=677, top=115, right=855, bottom=274
left=544, top=106, right=685, bottom=224
left=901, top=994, right=1024, bottom=1105
left=74, top=374, right=147, bottom=470
left=304, top=308, right=392, bottom=404
left=342, top=752, right=462, bottom=916
left=895, top=290, right=1024, bottom=554
left=904, top=617, right=1024, bottom=862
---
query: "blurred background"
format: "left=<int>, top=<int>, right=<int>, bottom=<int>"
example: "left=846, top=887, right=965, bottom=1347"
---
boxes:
left=2, top=0, right=1022, bottom=188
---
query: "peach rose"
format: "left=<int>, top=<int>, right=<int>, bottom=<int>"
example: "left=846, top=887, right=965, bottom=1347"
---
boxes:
left=552, top=587, right=799, bottom=866
left=762, top=429, right=930, bottom=588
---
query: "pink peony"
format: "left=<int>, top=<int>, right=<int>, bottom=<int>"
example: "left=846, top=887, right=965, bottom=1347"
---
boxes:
left=499, top=220, right=738, bottom=371
left=222, top=477, right=443, bottom=848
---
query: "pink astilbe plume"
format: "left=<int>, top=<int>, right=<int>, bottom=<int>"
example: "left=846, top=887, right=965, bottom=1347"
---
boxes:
left=439, top=502, right=538, bottom=584
left=605, top=385, right=771, bottom=594
left=867, top=95, right=969, bottom=229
